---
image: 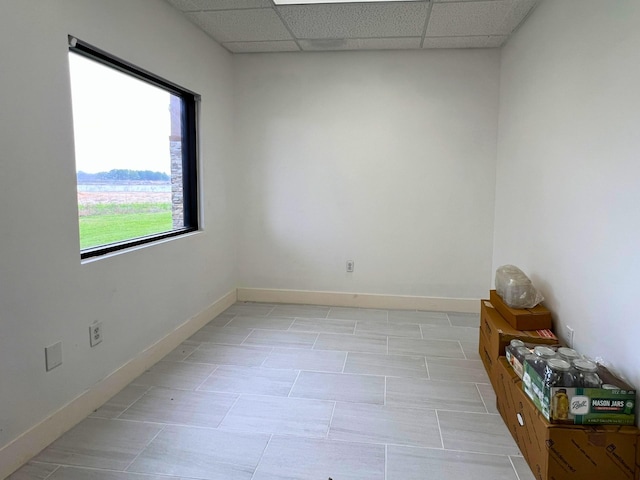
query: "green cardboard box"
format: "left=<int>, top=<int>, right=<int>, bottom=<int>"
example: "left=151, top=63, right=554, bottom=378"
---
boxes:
left=522, top=360, right=636, bottom=425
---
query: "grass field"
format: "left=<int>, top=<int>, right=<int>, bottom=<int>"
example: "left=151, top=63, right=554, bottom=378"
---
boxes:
left=79, top=203, right=173, bottom=250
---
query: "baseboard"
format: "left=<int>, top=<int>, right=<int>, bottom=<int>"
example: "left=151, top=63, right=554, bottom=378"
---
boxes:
left=0, top=289, right=237, bottom=480
left=236, top=288, right=479, bottom=313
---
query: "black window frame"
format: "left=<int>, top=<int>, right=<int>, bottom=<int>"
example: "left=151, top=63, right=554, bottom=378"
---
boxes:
left=68, top=36, right=200, bottom=259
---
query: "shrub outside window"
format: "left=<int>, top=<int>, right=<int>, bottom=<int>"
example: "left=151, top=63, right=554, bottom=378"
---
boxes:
left=68, top=37, right=199, bottom=259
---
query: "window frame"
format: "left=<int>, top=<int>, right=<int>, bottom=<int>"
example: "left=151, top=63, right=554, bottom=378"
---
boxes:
left=68, top=36, right=200, bottom=259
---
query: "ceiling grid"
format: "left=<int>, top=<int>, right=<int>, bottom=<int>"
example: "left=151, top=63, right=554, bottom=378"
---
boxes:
left=166, top=0, right=540, bottom=53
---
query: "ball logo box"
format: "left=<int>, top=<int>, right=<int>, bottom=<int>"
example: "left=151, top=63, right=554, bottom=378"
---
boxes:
left=522, top=359, right=636, bottom=425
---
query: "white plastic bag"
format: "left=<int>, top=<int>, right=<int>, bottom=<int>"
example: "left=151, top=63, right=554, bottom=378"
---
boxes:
left=495, top=265, right=544, bottom=309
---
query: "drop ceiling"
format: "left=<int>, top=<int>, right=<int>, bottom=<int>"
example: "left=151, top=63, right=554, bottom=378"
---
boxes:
left=166, top=0, right=539, bottom=53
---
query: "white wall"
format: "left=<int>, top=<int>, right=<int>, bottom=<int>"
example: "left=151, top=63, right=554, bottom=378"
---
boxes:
left=235, top=50, right=500, bottom=299
left=0, top=0, right=236, bottom=449
left=495, top=0, right=640, bottom=391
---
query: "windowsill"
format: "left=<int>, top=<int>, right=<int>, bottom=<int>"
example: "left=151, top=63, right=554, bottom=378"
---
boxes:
left=80, top=229, right=202, bottom=265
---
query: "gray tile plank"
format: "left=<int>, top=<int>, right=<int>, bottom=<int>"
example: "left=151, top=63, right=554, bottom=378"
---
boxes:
left=327, top=307, right=388, bottom=322
left=262, top=348, right=347, bottom=372
left=426, top=357, right=490, bottom=384
left=243, top=329, right=317, bottom=349
left=198, top=365, right=298, bottom=396
left=388, top=337, right=464, bottom=358
left=225, top=315, right=293, bottom=330
left=131, top=361, right=216, bottom=390
left=188, top=326, right=253, bottom=345
left=329, top=402, right=442, bottom=448
left=387, top=445, right=518, bottom=480
left=119, top=387, right=237, bottom=427
left=355, top=322, right=422, bottom=338
left=162, top=342, right=198, bottom=362
left=386, top=377, right=486, bottom=412
left=269, top=304, right=330, bottom=318
left=290, top=371, right=385, bottom=404
left=420, top=324, right=480, bottom=343
left=128, top=425, right=269, bottom=480
left=447, top=312, right=481, bottom=327
left=252, top=436, right=385, bottom=480
left=388, top=310, right=449, bottom=326
left=511, top=456, right=536, bottom=480
left=437, top=410, right=520, bottom=455
left=314, top=333, right=387, bottom=354
left=89, top=384, right=150, bottom=419
left=34, top=418, right=162, bottom=470
left=7, top=463, right=59, bottom=480
left=477, top=383, right=498, bottom=414
left=344, top=352, right=427, bottom=378
left=224, top=303, right=275, bottom=316
left=204, top=312, right=237, bottom=328
left=460, top=340, right=481, bottom=360
left=219, top=394, right=334, bottom=437
left=49, top=466, right=174, bottom=479
left=289, top=317, right=356, bottom=334
left=185, top=344, right=272, bottom=366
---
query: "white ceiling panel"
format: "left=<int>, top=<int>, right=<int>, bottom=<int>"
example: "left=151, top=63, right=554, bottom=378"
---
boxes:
left=501, top=0, right=539, bottom=33
left=277, top=3, right=430, bottom=39
left=300, top=37, right=422, bottom=51
left=224, top=40, right=301, bottom=53
left=426, top=0, right=532, bottom=37
left=166, top=0, right=195, bottom=10
left=186, top=9, right=293, bottom=43
left=422, top=35, right=506, bottom=48
left=167, top=0, right=272, bottom=12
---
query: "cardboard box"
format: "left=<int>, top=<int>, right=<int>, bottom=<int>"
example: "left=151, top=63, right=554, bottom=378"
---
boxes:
left=479, top=299, right=558, bottom=389
left=523, top=359, right=636, bottom=426
left=496, top=357, right=640, bottom=480
left=490, top=289, right=553, bottom=331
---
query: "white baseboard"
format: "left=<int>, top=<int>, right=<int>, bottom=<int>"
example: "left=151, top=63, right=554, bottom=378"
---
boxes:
left=236, top=288, right=479, bottom=313
left=0, top=289, right=237, bottom=480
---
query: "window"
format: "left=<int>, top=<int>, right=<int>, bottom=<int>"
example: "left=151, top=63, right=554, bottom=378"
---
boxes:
left=68, top=37, right=199, bottom=259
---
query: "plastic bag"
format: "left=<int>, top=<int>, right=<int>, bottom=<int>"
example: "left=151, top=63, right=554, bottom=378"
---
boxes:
left=495, top=265, right=544, bottom=309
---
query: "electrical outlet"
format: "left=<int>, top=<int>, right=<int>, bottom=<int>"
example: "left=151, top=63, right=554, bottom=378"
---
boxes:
left=565, top=325, right=575, bottom=348
left=45, top=342, right=62, bottom=371
left=89, top=322, right=103, bottom=347
left=346, top=260, right=354, bottom=273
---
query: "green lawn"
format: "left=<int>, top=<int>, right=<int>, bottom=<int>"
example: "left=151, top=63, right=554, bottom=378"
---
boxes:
left=79, top=211, right=173, bottom=250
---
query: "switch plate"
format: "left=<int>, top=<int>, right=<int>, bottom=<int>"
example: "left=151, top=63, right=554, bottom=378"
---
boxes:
left=45, top=342, right=62, bottom=371
left=565, top=325, right=575, bottom=348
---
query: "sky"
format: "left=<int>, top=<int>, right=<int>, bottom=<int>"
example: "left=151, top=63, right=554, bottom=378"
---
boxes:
left=68, top=52, right=172, bottom=174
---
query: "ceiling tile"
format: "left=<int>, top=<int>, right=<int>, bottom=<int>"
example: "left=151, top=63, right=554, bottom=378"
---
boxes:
left=422, top=35, right=506, bottom=48
left=224, top=40, right=301, bottom=53
left=501, top=0, right=539, bottom=33
left=186, top=9, right=293, bottom=43
left=426, top=0, right=536, bottom=37
left=300, top=37, right=422, bottom=51
left=166, top=0, right=195, bottom=11
left=178, top=0, right=272, bottom=11
left=277, top=3, right=430, bottom=39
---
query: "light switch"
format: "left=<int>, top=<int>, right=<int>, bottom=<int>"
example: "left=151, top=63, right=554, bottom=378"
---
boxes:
left=45, top=342, right=62, bottom=371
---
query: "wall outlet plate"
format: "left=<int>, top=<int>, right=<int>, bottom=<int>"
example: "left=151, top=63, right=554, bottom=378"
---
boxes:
left=90, top=322, right=103, bottom=347
left=346, top=260, right=354, bottom=273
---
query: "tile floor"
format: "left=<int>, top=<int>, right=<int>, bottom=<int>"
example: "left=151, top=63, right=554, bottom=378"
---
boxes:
left=10, top=303, right=535, bottom=480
